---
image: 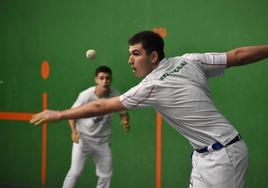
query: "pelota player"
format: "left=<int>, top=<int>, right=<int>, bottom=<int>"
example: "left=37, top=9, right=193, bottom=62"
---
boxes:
left=31, top=31, right=268, bottom=188
left=63, top=66, right=130, bottom=188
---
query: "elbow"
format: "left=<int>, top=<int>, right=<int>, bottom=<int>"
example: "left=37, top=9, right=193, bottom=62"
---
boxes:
left=228, top=48, right=247, bottom=67
left=234, top=49, right=243, bottom=66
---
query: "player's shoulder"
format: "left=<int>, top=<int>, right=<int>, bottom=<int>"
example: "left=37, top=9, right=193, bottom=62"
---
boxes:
left=138, top=74, right=157, bottom=90
left=79, top=86, right=95, bottom=97
left=148, top=57, right=186, bottom=81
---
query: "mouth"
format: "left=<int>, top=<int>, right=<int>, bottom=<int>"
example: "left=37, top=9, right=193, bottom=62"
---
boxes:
left=131, top=66, right=136, bottom=73
left=101, top=84, right=109, bottom=88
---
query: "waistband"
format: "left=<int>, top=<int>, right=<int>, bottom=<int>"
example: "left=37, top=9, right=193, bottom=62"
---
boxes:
left=196, top=134, right=241, bottom=153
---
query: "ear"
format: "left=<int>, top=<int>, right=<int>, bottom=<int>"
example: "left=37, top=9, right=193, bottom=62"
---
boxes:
left=95, top=77, right=97, bottom=84
left=150, top=51, right=159, bottom=65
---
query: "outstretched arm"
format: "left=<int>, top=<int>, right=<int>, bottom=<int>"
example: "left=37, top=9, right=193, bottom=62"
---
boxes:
left=30, top=96, right=126, bottom=126
left=227, top=45, right=268, bottom=67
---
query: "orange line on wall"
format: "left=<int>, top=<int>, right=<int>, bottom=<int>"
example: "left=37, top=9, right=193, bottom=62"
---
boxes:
left=41, top=92, right=47, bottom=186
left=0, top=112, right=33, bottom=121
left=41, top=60, right=50, bottom=80
left=152, top=27, right=167, bottom=38
left=156, top=112, right=162, bottom=188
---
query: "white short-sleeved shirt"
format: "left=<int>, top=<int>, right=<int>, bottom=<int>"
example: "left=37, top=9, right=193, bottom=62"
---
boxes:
left=72, top=86, right=120, bottom=144
left=120, top=53, right=238, bottom=149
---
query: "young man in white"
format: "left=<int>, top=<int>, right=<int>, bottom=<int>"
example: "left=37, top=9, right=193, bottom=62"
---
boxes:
left=31, top=31, right=268, bottom=188
left=63, top=66, right=130, bottom=188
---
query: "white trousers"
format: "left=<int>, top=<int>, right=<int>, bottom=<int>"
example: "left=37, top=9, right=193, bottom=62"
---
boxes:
left=189, top=140, right=248, bottom=188
left=63, top=137, right=112, bottom=188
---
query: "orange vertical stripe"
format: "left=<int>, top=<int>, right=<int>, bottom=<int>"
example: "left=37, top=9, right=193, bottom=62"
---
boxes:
left=41, top=93, right=47, bottom=186
left=41, top=60, right=50, bottom=80
left=152, top=27, right=167, bottom=38
left=152, top=27, right=166, bottom=188
left=156, top=112, right=162, bottom=188
left=0, top=112, right=33, bottom=121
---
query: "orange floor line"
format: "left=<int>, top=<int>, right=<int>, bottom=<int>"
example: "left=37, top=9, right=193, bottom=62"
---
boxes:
left=0, top=112, right=33, bottom=121
left=156, top=112, right=162, bottom=188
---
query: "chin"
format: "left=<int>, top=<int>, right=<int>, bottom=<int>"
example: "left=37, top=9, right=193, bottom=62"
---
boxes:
left=133, top=71, right=144, bottom=78
left=136, top=74, right=145, bottom=78
left=102, top=86, right=109, bottom=90
left=134, top=72, right=141, bottom=78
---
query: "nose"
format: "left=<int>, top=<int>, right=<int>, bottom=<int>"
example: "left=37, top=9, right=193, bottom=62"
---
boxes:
left=103, top=78, right=109, bottom=84
left=128, top=56, right=133, bottom=64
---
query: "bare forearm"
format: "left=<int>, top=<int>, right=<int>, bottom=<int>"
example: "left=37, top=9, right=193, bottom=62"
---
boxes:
left=30, top=96, right=126, bottom=126
left=60, top=102, right=102, bottom=120
left=68, top=119, right=76, bottom=131
left=227, top=45, right=268, bottom=67
left=59, top=97, right=125, bottom=121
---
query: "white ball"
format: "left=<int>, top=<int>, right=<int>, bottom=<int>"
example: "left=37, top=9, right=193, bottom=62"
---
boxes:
left=86, top=49, right=96, bottom=60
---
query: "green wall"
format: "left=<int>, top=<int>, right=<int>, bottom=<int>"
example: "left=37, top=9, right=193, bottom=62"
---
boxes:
left=1, top=0, right=268, bottom=187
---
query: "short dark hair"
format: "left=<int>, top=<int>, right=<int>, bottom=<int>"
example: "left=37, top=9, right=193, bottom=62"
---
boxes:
left=128, top=30, right=165, bottom=61
left=95, top=66, right=112, bottom=76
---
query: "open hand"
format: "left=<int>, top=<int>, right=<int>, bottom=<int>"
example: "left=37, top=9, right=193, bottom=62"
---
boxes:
left=30, top=110, right=61, bottom=126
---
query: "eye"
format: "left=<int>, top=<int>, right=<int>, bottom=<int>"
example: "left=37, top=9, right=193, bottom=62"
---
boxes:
left=130, top=50, right=140, bottom=56
left=133, top=51, right=140, bottom=56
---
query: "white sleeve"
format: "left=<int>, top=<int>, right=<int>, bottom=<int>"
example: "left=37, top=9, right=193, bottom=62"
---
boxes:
left=119, top=79, right=155, bottom=109
left=182, top=53, right=227, bottom=78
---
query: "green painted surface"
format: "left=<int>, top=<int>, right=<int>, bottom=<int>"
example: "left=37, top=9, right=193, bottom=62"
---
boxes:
left=1, top=0, right=268, bottom=187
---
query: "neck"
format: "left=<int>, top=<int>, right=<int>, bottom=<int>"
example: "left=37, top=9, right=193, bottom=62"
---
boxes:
left=94, top=86, right=110, bottom=98
left=152, top=59, right=162, bottom=70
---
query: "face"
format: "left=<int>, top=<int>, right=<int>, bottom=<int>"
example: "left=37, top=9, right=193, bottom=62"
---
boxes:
left=95, top=72, right=112, bottom=91
left=128, top=43, right=156, bottom=78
